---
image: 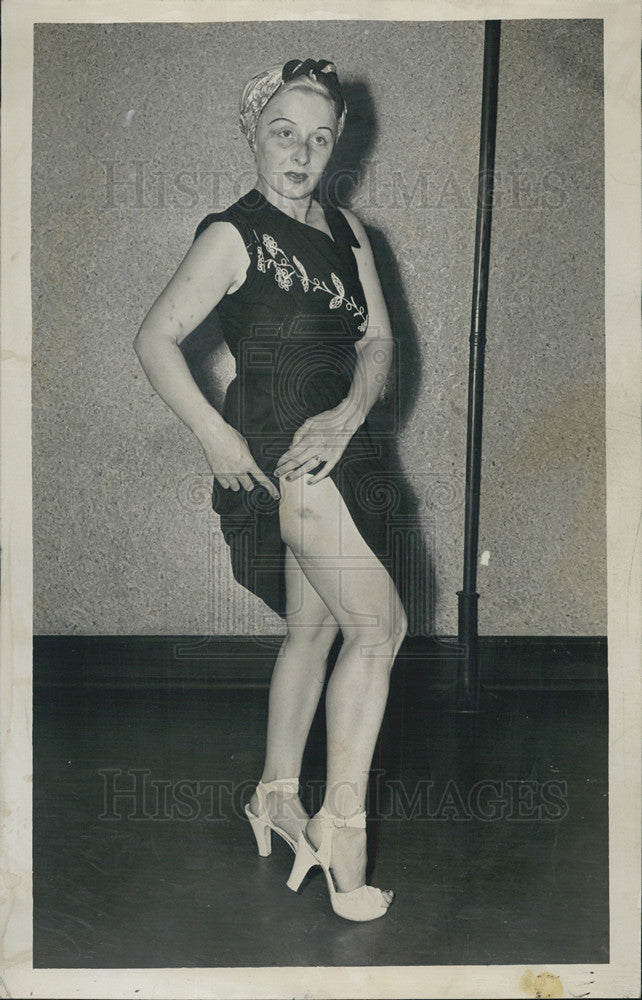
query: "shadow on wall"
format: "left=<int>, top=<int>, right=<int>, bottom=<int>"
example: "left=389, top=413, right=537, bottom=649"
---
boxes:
left=327, top=80, right=436, bottom=635
left=180, top=78, right=437, bottom=636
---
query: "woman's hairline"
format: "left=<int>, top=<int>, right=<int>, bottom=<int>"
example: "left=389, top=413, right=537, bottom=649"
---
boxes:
left=260, top=77, right=342, bottom=124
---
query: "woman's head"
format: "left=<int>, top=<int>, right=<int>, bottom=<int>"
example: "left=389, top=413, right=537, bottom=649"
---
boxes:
left=239, top=59, right=346, bottom=203
left=239, top=59, right=346, bottom=154
left=252, top=84, right=339, bottom=202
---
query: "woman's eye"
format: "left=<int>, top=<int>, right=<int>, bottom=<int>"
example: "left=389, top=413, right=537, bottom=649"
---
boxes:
left=314, top=135, right=328, bottom=145
left=278, top=129, right=293, bottom=139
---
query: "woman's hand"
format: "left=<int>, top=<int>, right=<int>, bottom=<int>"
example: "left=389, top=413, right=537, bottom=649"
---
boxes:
left=275, top=401, right=364, bottom=485
left=198, top=419, right=280, bottom=499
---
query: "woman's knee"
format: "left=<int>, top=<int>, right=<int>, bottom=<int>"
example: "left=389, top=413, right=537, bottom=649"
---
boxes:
left=395, top=604, right=409, bottom=652
left=285, top=614, right=339, bottom=655
left=342, top=594, right=407, bottom=661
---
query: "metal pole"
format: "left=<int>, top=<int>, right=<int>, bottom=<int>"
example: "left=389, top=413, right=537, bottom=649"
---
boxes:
left=453, top=20, right=501, bottom=712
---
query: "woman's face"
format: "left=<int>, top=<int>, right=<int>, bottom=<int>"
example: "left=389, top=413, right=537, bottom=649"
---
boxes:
left=253, top=83, right=337, bottom=203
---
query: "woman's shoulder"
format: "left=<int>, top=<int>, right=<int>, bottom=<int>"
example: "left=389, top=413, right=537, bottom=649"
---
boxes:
left=193, top=211, right=227, bottom=241
left=332, top=204, right=369, bottom=251
left=193, top=194, right=260, bottom=248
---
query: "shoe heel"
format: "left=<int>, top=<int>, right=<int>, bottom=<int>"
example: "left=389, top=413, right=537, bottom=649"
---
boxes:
left=286, top=832, right=317, bottom=892
left=245, top=803, right=272, bottom=857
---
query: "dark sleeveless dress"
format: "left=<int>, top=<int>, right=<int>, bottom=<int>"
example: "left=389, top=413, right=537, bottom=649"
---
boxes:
left=193, top=188, right=392, bottom=618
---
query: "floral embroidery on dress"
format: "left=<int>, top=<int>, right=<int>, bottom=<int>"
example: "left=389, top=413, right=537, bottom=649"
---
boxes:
left=262, top=234, right=279, bottom=257
left=275, top=266, right=293, bottom=291
left=250, top=229, right=368, bottom=332
left=292, top=255, right=309, bottom=292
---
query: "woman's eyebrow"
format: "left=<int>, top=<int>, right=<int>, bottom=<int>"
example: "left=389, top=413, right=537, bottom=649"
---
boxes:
left=267, top=116, right=334, bottom=133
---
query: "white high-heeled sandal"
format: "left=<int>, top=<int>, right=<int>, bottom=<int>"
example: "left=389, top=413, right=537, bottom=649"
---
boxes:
left=286, top=805, right=394, bottom=922
left=244, top=777, right=301, bottom=856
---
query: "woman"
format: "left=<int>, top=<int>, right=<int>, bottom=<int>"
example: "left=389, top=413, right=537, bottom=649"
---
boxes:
left=134, top=58, right=407, bottom=922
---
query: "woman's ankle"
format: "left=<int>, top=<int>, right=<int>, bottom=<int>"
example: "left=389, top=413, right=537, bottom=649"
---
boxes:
left=306, top=816, right=367, bottom=891
left=319, top=783, right=365, bottom=820
left=259, top=774, right=300, bottom=787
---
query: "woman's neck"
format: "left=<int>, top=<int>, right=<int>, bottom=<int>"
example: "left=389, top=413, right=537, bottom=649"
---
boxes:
left=255, top=178, right=314, bottom=223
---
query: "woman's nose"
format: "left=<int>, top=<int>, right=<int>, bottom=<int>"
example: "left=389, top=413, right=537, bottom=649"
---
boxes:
left=291, top=141, right=310, bottom=166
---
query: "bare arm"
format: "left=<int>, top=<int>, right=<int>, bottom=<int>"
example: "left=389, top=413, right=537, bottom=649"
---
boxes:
left=338, top=206, right=394, bottom=429
left=134, top=221, right=244, bottom=434
left=134, top=222, right=279, bottom=498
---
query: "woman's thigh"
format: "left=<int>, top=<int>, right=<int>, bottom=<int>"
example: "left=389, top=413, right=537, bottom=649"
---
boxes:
left=279, top=475, right=406, bottom=651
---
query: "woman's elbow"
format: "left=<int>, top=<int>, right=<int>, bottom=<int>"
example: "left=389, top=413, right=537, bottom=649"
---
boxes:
left=133, top=326, right=143, bottom=355
left=133, top=321, right=168, bottom=360
left=133, top=325, right=151, bottom=364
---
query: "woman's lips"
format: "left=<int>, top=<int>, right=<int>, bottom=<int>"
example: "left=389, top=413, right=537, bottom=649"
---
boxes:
left=285, top=171, right=308, bottom=183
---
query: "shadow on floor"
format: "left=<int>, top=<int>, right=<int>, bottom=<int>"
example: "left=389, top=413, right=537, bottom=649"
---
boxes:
left=33, top=664, right=608, bottom=968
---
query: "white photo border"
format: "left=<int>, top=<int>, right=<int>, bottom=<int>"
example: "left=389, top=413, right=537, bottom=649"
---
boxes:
left=1, top=1, right=640, bottom=997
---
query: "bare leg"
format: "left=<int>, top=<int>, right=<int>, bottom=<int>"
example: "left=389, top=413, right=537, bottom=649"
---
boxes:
left=279, top=474, right=407, bottom=892
left=249, top=546, right=340, bottom=843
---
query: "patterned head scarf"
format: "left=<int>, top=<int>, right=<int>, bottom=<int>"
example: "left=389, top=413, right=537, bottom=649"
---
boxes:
left=239, top=58, right=347, bottom=152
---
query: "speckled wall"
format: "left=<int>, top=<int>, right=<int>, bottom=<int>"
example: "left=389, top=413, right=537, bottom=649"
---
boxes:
left=31, top=18, right=605, bottom=636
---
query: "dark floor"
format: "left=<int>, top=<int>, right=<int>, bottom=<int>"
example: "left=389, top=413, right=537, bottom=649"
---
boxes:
left=33, top=657, right=609, bottom=968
